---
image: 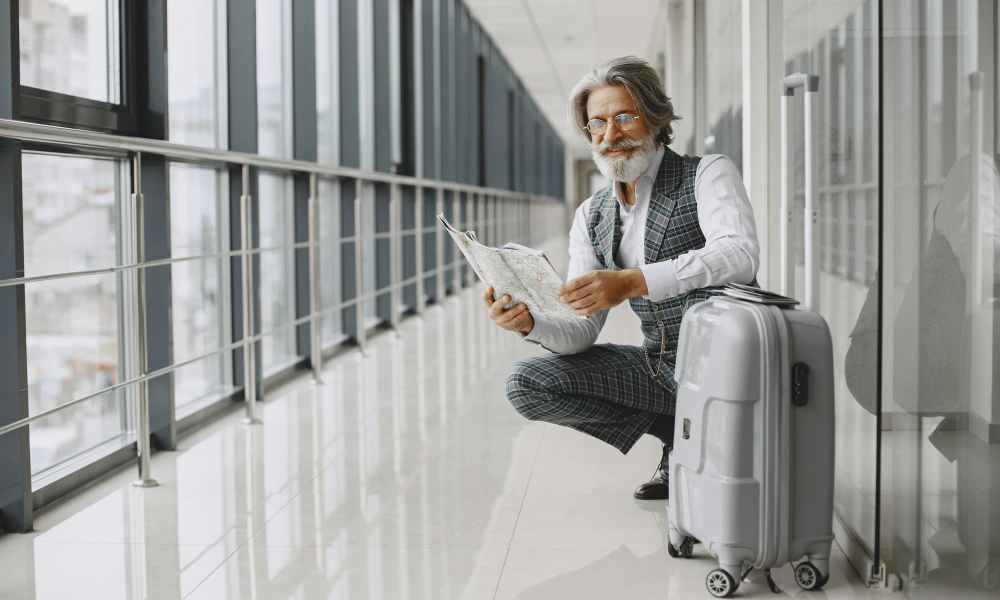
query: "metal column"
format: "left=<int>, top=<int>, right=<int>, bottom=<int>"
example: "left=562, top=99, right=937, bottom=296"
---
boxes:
left=355, top=190, right=367, bottom=351
left=390, top=183, right=402, bottom=328
left=435, top=187, right=445, bottom=300
left=415, top=186, right=426, bottom=314
left=131, top=153, right=158, bottom=488
left=240, top=165, right=262, bottom=424
left=307, top=173, right=323, bottom=383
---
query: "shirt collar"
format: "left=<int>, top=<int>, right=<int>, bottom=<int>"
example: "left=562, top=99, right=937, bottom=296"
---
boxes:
left=611, top=145, right=666, bottom=212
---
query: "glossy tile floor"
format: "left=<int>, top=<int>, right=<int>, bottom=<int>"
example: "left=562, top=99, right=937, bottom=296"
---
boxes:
left=0, top=259, right=882, bottom=599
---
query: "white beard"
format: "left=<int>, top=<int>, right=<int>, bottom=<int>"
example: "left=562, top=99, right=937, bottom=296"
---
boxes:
left=591, top=135, right=656, bottom=183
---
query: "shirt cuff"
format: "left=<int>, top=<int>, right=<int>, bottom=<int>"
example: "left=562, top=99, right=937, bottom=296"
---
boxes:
left=639, top=261, right=681, bottom=302
left=522, top=315, right=553, bottom=345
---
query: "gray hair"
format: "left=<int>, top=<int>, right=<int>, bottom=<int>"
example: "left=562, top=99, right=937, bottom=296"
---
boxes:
left=568, top=56, right=680, bottom=146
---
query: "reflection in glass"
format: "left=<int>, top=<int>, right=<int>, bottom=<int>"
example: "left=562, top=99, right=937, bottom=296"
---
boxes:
left=18, top=0, right=120, bottom=103
left=782, top=0, right=880, bottom=560
left=877, top=0, right=1000, bottom=591
left=22, top=153, right=124, bottom=475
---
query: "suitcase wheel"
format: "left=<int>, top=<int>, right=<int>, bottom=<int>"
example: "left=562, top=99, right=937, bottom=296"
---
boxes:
left=793, top=561, right=828, bottom=591
left=705, top=568, right=738, bottom=598
left=667, top=536, right=696, bottom=559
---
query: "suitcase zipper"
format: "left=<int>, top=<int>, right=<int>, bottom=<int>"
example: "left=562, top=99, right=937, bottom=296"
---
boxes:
left=755, top=305, right=792, bottom=569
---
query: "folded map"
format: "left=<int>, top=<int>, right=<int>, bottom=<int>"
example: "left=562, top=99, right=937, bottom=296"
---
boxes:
left=438, top=213, right=586, bottom=323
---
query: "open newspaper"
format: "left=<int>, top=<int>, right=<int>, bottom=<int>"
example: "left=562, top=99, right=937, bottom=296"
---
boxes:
left=438, top=213, right=585, bottom=323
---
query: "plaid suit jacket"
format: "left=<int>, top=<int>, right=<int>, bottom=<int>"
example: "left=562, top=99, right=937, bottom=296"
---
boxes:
left=586, top=148, right=715, bottom=367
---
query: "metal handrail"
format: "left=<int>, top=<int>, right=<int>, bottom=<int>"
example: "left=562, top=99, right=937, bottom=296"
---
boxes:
left=0, top=118, right=554, bottom=203
left=0, top=117, right=559, bottom=489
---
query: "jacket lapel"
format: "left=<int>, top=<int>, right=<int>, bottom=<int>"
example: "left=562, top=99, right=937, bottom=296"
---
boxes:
left=593, top=186, right=617, bottom=269
left=643, top=148, right=685, bottom=264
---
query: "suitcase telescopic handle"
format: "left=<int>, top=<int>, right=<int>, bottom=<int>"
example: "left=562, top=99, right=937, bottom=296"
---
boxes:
left=780, top=73, right=820, bottom=311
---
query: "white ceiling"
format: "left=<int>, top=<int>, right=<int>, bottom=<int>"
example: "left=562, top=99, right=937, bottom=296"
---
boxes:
left=465, top=0, right=667, bottom=158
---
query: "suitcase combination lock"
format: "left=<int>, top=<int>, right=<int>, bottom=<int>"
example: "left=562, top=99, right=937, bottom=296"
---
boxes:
left=792, top=362, right=810, bottom=406
left=682, top=418, right=691, bottom=440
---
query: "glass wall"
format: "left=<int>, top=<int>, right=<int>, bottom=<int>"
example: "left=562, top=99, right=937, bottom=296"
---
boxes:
left=256, top=0, right=299, bottom=372
left=659, top=0, right=1000, bottom=590
left=258, top=171, right=299, bottom=371
left=879, top=0, right=1000, bottom=592
left=318, top=179, right=344, bottom=346
left=167, top=0, right=230, bottom=417
left=22, top=152, right=125, bottom=476
left=169, top=164, right=232, bottom=417
left=782, top=0, right=882, bottom=566
left=702, top=0, right=743, bottom=171
left=167, top=0, right=226, bottom=149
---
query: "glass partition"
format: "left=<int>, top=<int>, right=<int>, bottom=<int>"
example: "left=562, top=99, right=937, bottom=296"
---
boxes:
left=169, top=163, right=233, bottom=417
left=782, top=0, right=882, bottom=566
left=879, top=0, right=1000, bottom=591
left=22, top=152, right=126, bottom=476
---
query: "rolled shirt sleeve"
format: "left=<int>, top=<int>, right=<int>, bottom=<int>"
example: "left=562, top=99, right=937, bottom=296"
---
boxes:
left=638, top=154, right=760, bottom=301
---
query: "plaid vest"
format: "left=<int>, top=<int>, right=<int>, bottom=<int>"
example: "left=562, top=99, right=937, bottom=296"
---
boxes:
left=586, top=148, right=715, bottom=357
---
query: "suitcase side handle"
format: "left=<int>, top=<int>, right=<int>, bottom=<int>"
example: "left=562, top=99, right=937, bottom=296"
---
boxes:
left=792, top=362, right=810, bottom=406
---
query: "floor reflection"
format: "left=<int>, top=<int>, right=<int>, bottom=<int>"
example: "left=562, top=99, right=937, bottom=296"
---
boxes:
left=0, top=283, right=536, bottom=600
left=883, top=423, right=1000, bottom=597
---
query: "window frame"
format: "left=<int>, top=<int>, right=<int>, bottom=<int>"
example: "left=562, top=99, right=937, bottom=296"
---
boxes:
left=12, top=0, right=153, bottom=136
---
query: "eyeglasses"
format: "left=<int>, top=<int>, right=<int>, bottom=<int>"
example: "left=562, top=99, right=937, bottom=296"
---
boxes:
left=585, top=113, right=641, bottom=135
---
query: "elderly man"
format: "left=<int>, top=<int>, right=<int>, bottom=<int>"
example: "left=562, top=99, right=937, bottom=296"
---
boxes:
left=484, top=56, right=759, bottom=500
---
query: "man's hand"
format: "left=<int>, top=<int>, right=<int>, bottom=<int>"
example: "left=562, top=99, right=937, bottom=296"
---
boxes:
left=484, top=286, right=535, bottom=334
left=558, top=269, right=648, bottom=316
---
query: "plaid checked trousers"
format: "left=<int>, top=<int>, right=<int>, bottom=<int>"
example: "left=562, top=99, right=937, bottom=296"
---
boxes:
left=505, top=343, right=676, bottom=454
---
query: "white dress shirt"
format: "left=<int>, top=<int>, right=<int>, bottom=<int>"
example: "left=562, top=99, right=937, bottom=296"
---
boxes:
left=523, top=148, right=760, bottom=354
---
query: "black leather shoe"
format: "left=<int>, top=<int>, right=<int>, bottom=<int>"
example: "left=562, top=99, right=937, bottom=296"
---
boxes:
left=633, top=444, right=670, bottom=500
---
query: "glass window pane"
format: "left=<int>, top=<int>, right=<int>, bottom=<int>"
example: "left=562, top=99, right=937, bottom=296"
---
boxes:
left=256, top=0, right=291, bottom=159
left=22, top=153, right=123, bottom=475
left=167, top=0, right=225, bottom=147
left=18, top=0, right=120, bottom=103
left=879, top=0, right=1000, bottom=589
left=703, top=0, right=742, bottom=171
left=316, top=1, right=338, bottom=164
left=782, top=0, right=880, bottom=561
left=319, top=179, right=343, bottom=343
left=259, top=172, right=298, bottom=371
left=169, top=164, right=230, bottom=416
left=22, top=152, right=117, bottom=277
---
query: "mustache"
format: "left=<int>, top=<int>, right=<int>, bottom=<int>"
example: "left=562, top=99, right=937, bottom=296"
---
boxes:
left=594, top=138, right=643, bottom=154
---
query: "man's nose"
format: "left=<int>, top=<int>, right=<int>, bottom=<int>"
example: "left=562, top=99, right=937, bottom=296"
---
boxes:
left=603, top=120, right=622, bottom=145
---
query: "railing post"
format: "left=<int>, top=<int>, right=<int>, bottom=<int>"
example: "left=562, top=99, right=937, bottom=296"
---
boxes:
left=240, top=164, right=262, bottom=424
left=390, top=183, right=401, bottom=330
left=355, top=188, right=367, bottom=352
left=308, top=173, right=323, bottom=383
left=465, top=193, right=476, bottom=286
left=451, top=191, right=461, bottom=292
left=435, top=187, right=445, bottom=301
left=131, top=152, right=157, bottom=488
left=415, top=186, right=426, bottom=314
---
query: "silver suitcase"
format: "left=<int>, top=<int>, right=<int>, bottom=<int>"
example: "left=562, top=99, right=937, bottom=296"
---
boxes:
left=666, top=291, right=835, bottom=598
